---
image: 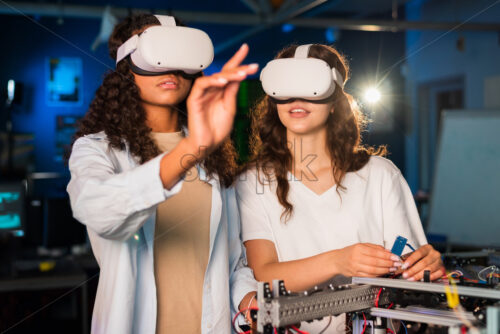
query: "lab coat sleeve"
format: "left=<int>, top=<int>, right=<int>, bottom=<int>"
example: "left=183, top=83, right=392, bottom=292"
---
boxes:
left=225, top=187, right=258, bottom=323
left=67, top=136, right=183, bottom=241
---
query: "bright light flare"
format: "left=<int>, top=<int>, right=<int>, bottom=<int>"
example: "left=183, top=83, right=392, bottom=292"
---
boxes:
left=364, top=87, right=381, bottom=104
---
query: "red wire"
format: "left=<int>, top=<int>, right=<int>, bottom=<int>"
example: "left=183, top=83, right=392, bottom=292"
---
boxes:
left=361, top=312, right=367, bottom=334
left=387, top=303, right=394, bottom=309
left=232, top=307, right=259, bottom=334
left=387, top=328, right=395, bottom=334
left=290, top=325, right=309, bottom=334
left=375, top=288, right=383, bottom=307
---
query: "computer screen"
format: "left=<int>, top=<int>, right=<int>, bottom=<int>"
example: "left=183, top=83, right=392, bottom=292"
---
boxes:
left=0, top=182, right=25, bottom=232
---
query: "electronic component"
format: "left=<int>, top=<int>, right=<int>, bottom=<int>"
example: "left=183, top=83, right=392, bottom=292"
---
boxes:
left=390, top=236, right=408, bottom=257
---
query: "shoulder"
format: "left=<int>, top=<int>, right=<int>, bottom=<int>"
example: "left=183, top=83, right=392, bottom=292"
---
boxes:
left=73, top=131, right=109, bottom=149
left=70, top=131, right=127, bottom=164
left=235, top=166, right=276, bottom=197
left=357, top=155, right=401, bottom=179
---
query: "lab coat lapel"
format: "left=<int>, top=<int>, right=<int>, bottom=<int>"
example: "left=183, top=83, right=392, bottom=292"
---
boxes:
left=198, top=165, right=222, bottom=261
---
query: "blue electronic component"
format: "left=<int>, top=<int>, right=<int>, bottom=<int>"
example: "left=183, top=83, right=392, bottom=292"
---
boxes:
left=391, top=236, right=408, bottom=256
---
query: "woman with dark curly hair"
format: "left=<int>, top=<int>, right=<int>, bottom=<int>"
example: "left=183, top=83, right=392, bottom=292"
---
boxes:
left=67, top=14, right=258, bottom=334
left=236, top=44, right=443, bottom=333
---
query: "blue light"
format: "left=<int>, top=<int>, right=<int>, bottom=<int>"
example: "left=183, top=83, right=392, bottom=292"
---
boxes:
left=282, top=23, right=295, bottom=33
left=325, top=27, right=339, bottom=43
left=0, top=214, right=21, bottom=229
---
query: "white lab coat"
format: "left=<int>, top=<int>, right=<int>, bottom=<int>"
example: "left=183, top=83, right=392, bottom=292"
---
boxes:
left=67, top=132, right=256, bottom=334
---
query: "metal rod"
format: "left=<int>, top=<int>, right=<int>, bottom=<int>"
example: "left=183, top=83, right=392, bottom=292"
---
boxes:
left=370, top=307, right=470, bottom=327
left=352, top=277, right=500, bottom=300
left=2, top=2, right=499, bottom=32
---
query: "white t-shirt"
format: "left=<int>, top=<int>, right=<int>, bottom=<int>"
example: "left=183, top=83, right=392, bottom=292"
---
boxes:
left=235, top=156, right=427, bottom=333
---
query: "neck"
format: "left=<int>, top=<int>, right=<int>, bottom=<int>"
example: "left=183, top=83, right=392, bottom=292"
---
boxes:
left=144, top=102, right=180, bottom=133
left=287, top=128, right=332, bottom=178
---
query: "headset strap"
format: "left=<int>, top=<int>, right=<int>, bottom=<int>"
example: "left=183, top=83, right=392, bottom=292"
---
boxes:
left=294, top=44, right=312, bottom=59
left=154, top=15, right=176, bottom=27
left=295, top=44, right=344, bottom=88
left=116, top=15, right=176, bottom=65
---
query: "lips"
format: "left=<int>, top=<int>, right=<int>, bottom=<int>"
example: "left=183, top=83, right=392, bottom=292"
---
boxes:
left=157, top=77, right=178, bottom=89
left=288, top=106, right=310, bottom=118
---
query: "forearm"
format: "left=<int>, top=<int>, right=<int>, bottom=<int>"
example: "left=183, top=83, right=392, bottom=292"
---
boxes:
left=160, top=138, right=201, bottom=189
left=253, top=251, right=340, bottom=292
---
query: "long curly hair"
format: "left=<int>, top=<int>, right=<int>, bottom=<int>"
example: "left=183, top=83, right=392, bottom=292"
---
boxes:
left=74, top=14, right=238, bottom=187
left=247, top=44, right=386, bottom=221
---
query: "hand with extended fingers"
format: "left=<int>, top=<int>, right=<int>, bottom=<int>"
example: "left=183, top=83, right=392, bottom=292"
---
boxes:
left=186, top=43, right=258, bottom=158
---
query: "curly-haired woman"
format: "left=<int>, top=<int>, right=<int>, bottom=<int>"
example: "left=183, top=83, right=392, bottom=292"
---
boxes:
left=236, top=44, right=443, bottom=333
left=67, top=14, right=258, bottom=334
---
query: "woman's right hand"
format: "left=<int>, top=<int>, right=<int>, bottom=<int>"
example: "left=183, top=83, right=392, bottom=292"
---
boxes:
left=332, top=243, right=399, bottom=277
left=185, top=43, right=258, bottom=159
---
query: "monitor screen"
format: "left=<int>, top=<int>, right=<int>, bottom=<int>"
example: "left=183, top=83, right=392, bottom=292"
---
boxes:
left=0, top=182, right=24, bottom=231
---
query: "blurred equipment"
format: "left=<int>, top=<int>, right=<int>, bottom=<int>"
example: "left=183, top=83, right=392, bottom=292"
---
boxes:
left=24, top=173, right=86, bottom=250
left=0, top=181, right=25, bottom=233
left=427, top=110, right=500, bottom=248
left=3, top=79, right=24, bottom=174
left=91, top=5, right=118, bottom=51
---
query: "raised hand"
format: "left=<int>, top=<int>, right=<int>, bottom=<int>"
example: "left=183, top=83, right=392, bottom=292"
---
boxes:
left=186, top=43, right=258, bottom=158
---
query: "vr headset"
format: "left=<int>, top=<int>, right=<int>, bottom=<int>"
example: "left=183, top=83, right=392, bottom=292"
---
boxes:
left=260, top=44, right=344, bottom=102
left=116, top=15, right=214, bottom=76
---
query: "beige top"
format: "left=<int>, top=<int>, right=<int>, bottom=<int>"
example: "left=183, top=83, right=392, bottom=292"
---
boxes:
left=152, top=131, right=211, bottom=334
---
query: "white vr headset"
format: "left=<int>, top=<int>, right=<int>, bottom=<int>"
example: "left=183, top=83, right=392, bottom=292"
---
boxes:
left=116, top=15, right=214, bottom=76
left=260, top=44, right=344, bottom=101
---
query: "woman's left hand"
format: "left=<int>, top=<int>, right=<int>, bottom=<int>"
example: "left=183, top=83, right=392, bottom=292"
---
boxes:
left=401, top=244, right=445, bottom=281
left=238, top=291, right=258, bottom=332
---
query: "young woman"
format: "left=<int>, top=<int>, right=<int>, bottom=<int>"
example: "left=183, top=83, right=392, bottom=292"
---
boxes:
left=67, top=14, right=257, bottom=334
left=236, top=44, right=443, bottom=333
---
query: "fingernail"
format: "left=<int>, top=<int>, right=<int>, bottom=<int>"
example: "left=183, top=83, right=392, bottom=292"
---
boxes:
left=249, top=63, right=259, bottom=70
left=218, top=77, right=228, bottom=84
left=389, top=267, right=397, bottom=272
left=393, top=262, right=402, bottom=267
left=240, top=43, right=248, bottom=50
left=407, top=277, right=415, bottom=281
left=402, top=272, right=408, bottom=278
left=402, top=262, right=409, bottom=270
left=390, top=255, right=400, bottom=261
left=237, top=70, right=246, bottom=76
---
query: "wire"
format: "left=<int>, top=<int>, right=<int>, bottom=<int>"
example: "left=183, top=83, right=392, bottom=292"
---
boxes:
left=386, top=328, right=395, bottom=334
left=232, top=307, right=259, bottom=333
left=478, top=265, right=499, bottom=281
left=375, top=288, right=383, bottom=307
left=400, top=321, right=408, bottom=334
left=290, top=325, right=309, bottom=334
left=406, top=243, right=416, bottom=252
left=361, top=313, right=367, bottom=334
left=318, top=316, right=333, bottom=334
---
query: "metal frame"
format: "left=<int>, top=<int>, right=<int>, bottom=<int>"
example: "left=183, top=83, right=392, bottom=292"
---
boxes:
left=352, top=277, right=500, bottom=300
left=2, top=2, right=500, bottom=32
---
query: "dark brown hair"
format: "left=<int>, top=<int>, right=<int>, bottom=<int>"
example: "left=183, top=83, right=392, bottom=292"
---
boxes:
left=73, top=14, right=237, bottom=187
left=247, top=44, right=386, bottom=221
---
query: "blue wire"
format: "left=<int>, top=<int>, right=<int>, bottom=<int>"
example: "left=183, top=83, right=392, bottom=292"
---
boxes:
left=400, top=321, right=408, bottom=334
left=406, top=243, right=416, bottom=252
